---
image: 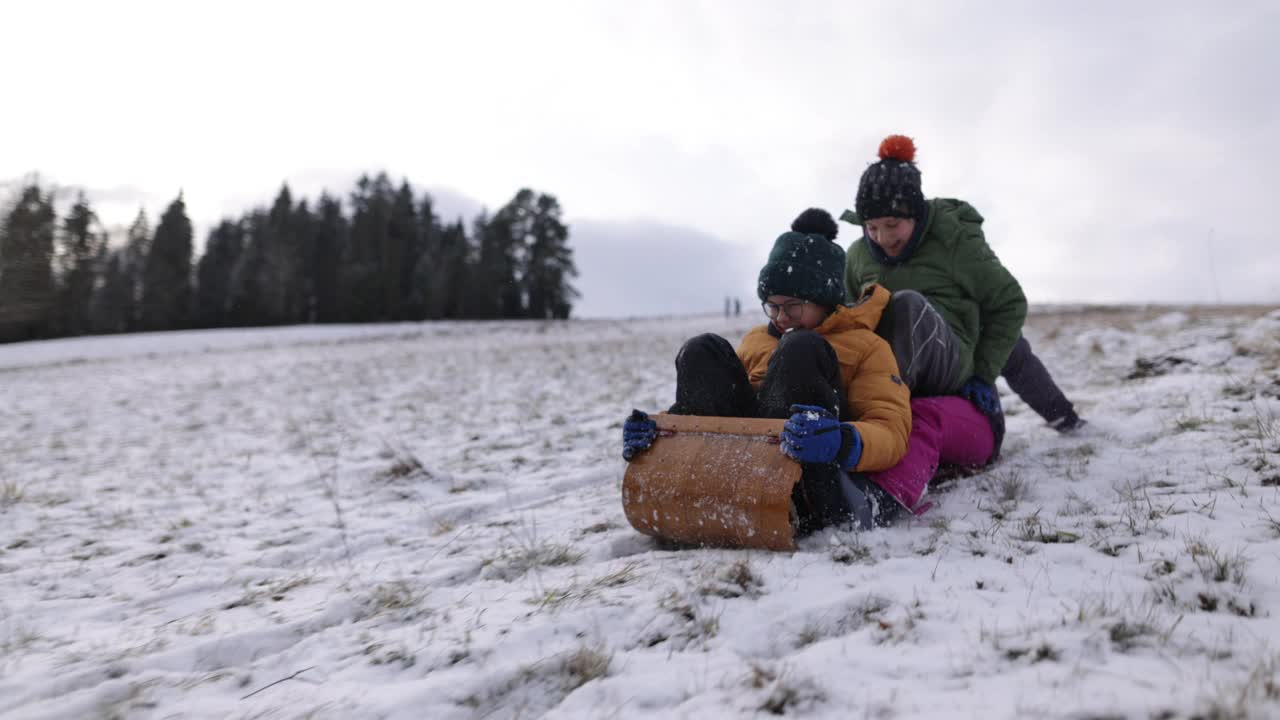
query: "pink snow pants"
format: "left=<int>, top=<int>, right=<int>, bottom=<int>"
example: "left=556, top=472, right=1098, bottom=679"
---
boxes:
left=869, top=396, right=995, bottom=515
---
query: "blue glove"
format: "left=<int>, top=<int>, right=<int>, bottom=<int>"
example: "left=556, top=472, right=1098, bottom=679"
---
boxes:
left=959, top=377, right=1002, bottom=417
left=780, top=404, right=862, bottom=470
left=622, top=409, right=658, bottom=461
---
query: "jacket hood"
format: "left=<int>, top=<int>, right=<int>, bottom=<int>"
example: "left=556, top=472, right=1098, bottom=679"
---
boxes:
left=821, top=283, right=892, bottom=333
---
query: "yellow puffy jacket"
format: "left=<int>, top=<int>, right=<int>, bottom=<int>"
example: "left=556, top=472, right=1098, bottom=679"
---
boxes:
left=736, top=284, right=911, bottom=472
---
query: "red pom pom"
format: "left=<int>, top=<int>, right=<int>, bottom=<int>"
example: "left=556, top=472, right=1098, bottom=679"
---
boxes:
left=878, top=135, right=916, bottom=163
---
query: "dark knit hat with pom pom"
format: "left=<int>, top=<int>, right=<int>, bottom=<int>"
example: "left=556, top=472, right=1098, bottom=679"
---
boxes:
left=791, top=207, right=839, bottom=241
left=757, top=217, right=846, bottom=307
left=855, top=134, right=925, bottom=221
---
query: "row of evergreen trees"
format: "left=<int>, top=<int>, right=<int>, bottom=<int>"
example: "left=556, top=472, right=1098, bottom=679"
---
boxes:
left=0, top=174, right=579, bottom=343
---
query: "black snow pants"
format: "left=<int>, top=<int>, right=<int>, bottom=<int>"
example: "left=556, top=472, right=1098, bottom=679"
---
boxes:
left=668, top=330, right=895, bottom=533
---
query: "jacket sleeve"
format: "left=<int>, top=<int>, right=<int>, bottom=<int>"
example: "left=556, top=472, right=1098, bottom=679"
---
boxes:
left=843, top=247, right=860, bottom=304
left=952, top=233, right=1027, bottom=383
left=847, top=338, right=912, bottom=472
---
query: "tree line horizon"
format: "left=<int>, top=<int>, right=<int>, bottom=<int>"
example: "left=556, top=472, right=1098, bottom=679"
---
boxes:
left=0, top=172, right=580, bottom=344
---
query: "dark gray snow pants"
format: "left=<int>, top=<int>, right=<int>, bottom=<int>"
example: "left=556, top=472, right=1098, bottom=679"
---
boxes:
left=875, top=290, right=1078, bottom=426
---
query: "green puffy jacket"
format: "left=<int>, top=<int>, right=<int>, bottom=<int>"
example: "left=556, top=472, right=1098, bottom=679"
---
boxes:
left=841, top=198, right=1026, bottom=386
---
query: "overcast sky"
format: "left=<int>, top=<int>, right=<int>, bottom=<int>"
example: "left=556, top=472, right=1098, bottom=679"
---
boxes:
left=3, top=0, right=1277, bottom=316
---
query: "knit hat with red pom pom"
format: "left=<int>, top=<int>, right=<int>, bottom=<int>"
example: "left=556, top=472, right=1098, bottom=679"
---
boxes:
left=855, top=134, right=925, bottom=221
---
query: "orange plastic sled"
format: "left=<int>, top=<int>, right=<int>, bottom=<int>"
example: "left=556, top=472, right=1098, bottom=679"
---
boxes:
left=621, top=414, right=803, bottom=551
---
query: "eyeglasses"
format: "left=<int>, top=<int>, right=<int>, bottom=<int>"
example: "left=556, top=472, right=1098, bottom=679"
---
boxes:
left=762, top=299, right=811, bottom=320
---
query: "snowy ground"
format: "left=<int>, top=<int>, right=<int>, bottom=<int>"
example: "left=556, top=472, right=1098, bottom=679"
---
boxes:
left=2, top=305, right=1280, bottom=719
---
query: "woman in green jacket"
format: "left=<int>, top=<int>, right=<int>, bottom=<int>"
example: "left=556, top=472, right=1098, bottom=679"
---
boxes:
left=834, top=134, right=1084, bottom=435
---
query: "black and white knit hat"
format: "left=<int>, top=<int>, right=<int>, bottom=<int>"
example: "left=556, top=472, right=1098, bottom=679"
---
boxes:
left=855, top=134, right=926, bottom=221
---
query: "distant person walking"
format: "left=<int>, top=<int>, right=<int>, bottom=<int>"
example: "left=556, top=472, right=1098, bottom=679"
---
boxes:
left=831, top=134, right=1084, bottom=434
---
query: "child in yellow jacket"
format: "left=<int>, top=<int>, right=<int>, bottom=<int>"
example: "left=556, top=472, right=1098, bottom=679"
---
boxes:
left=623, top=218, right=913, bottom=531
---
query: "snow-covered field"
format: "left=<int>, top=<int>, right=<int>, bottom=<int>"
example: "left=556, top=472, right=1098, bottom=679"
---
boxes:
left=2, top=306, right=1280, bottom=719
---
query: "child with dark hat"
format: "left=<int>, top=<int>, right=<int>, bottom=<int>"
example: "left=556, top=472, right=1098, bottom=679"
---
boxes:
left=836, top=134, right=1085, bottom=437
left=623, top=221, right=910, bottom=529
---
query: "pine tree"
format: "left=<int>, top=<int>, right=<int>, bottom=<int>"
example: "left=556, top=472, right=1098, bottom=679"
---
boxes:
left=193, top=220, right=244, bottom=328
left=478, top=188, right=579, bottom=319
left=56, top=193, right=103, bottom=336
left=311, top=193, right=346, bottom=323
left=465, top=211, right=493, bottom=318
left=226, top=208, right=268, bottom=326
left=426, top=219, right=470, bottom=319
left=122, top=209, right=151, bottom=331
left=0, top=183, right=57, bottom=342
left=291, top=198, right=316, bottom=323
left=389, top=181, right=420, bottom=319
left=406, top=192, right=445, bottom=320
left=90, top=249, right=134, bottom=333
left=520, top=191, right=578, bottom=319
left=495, top=193, right=530, bottom=318
left=140, top=194, right=194, bottom=331
left=251, top=184, right=308, bottom=324
left=344, top=173, right=396, bottom=321
left=471, top=205, right=522, bottom=319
